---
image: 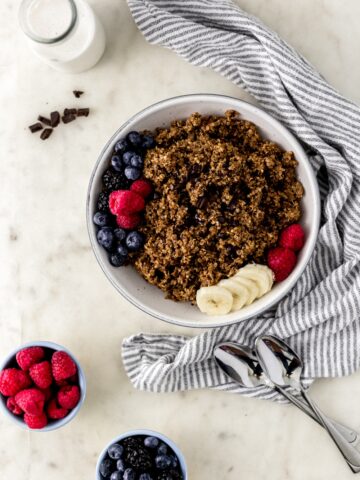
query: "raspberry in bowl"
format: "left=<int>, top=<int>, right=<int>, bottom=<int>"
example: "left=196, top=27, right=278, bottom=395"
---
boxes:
left=0, top=341, right=86, bottom=431
left=96, top=429, right=187, bottom=480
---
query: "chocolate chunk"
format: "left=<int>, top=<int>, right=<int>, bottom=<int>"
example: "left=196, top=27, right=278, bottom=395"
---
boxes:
left=50, top=111, right=60, bottom=127
left=73, top=90, right=84, bottom=98
left=197, top=197, right=207, bottom=209
left=62, top=114, right=76, bottom=124
left=38, top=115, right=52, bottom=126
left=29, top=122, right=43, bottom=133
left=218, top=216, right=225, bottom=224
left=64, top=108, right=77, bottom=116
left=40, top=128, right=53, bottom=140
left=77, top=108, right=90, bottom=117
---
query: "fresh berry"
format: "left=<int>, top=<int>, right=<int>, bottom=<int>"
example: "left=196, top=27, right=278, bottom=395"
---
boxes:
left=141, top=135, right=155, bottom=149
left=114, top=138, right=128, bottom=154
left=279, top=223, right=305, bottom=251
left=267, top=247, right=297, bottom=281
left=126, top=231, right=144, bottom=251
left=116, top=245, right=128, bottom=257
left=6, top=396, right=23, bottom=415
left=125, top=444, right=152, bottom=470
left=109, top=190, right=145, bottom=215
left=15, top=388, right=45, bottom=415
left=139, top=474, right=153, bottom=480
left=57, top=385, right=80, bottom=409
left=93, top=211, right=110, bottom=227
left=97, top=227, right=114, bottom=250
left=110, top=472, right=123, bottom=480
left=155, top=455, right=172, bottom=469
left=127, top=131, right=142, bottom=147
left=157, top=443, right=168, bottom=455
left=124, top=166, right=141, bottom=181
left=97, top=191, right=110, bottom=213
left=24, top=412, right=48, bottom=429
left=130, top=179, right=153, bottom=198
left=116, top=213, right=141, bottom=230
left=144, top=436, right=159, bottom=449
left=0, top=368, right=31, bottom=396
left=111, top=155, right=124, bottom=172
left=129, top=153, right=143, bottom=168
left=29, top=361, right=53, bottom=389
left=157, top=471, right=182, bottom=480
left=114, top=228, right=127, bottom=241
left=51, top=351, right=77, bottom=382
left=99, top=459, right=113, bottom=477
left=16, top=346, right=45, bottom=371
left=116, top=459, right=126, bottom=472
left=169, top=455, right=178, bottom=468
left=108, top=443, right=124, bottom=460
left=102, top=168, right=130, bottom=191
left=109, top=253, right=127, bottom=267
left=47, top=398, right=69, bottom=420
left=123, top=468, right=136, bottom=480
left=123, top=151, right=136, bottom=166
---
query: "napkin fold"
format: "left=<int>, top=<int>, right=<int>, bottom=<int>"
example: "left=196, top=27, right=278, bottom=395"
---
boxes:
left=122, top=0, right=360, bottom=400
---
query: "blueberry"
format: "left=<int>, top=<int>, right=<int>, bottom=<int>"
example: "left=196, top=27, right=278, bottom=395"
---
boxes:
left=97, top=227, right=114, bottom=250
left=116, top=459, right=125, bottom=472
left=123, top=468, right=136, bottom=480
left=157, top=443, right=168, bottom=455
left=111, top=155, right=124, bottom=172
left=125, top=231, right=144, bottom=251
left=110, top=472, right=123, bottom=480
left=99, top=458, right=113, bottom=477
left=114, top=228, right=126, bottom=242
left=93, top=211, right=110, bottom=227
left=139, top=474, right=153, bottom=480
left=108, top=443, right=124, bottom=460
left=155, top=455, right=172, bottom=470
left=124, top=166, right=141, bottom=181
left=109, top=253, right=127, bottom=267
left=114, top=138, right=128, bottom=154
left=129, top=153, right=143, bottom=168
left=123, top=151, right=135, bottom=166
left=169, top=455, right=178, bottom=468
left=127, top=131, right=142, bottom=147
left=144, top=436, right=159, bottom=449
left=141, top=135, right=155, bottom=149
left=116, top=244, right=128, bottom=257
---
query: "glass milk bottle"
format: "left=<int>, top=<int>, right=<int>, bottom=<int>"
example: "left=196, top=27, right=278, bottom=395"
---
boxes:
left=19, top=0, right=106, bottom=73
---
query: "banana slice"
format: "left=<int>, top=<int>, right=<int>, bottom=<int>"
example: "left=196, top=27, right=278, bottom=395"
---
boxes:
left=196, top=286, right=233, bottom=315
left=219, top=278, right=249, bottom=311
left=232, top=276, right=259, bottom=305
left=236, top=264, right=273, bottom=297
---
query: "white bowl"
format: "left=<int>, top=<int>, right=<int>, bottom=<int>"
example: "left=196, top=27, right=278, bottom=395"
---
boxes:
left=87, top=94, right=320, bottom=329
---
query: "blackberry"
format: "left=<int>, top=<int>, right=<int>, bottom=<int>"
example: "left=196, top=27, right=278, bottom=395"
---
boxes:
left=102, top=168, right=130, bottom=191
left=124, top=445, right=152, bottom=471
left=157, top=471, right=183, bottom=480
left=97, top=191, right=110, bottom=212
left=122, top=437, right=143, bottom=450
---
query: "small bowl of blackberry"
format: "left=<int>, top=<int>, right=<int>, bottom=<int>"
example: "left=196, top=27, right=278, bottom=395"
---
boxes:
left=96, top=430, right=187, bottom=480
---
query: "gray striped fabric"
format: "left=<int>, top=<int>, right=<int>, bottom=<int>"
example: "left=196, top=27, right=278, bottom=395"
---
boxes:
left=122, top=0, right=360, bottom=400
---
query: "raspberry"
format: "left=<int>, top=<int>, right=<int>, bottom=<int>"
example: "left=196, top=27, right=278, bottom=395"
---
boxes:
left=6, top=396, right=23, bottom=415
left=267, top=247, right=297, bottom=282
left=116, top=213, right=141, bottom=230
left=51, top=351, right=77, bottom=382
left=16, top=346, right=45, bottom=371
left=109, top=190, right=145, bottom=215
left=130, top=179, right=153, bottom=198
left=29, top=361, right=53, bottom=389
left=24, top=412, right=48, bottom=429
left=0, top=368, right=31, bottom=396
left=47, top=398, right=68, bottom=420
left=279, top=223, right=305, bottom=251
left=57, top=385, right=80, bottom=409
left=15, top=388, right=45, bottom=415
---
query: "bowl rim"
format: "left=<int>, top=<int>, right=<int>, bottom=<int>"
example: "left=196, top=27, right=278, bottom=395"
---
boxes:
left=87, top=93, right=320, bottom=329
left=95, top=428, right=188, bottom=479
left=0, top=340, right=86, bottom=432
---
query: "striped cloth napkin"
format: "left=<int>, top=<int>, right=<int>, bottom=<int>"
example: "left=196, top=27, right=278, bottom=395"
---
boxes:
left=122, top=0, right=360, bottom=401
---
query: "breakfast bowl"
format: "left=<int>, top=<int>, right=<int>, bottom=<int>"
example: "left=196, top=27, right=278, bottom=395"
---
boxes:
left=0, top=341, right=86, bottom=431
left=87, top=94, right=320, bottom=328
left=95, top=429, right=187, bottom=480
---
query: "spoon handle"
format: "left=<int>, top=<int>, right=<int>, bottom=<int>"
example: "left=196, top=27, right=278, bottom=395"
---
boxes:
left=300, top=390, right=360, bottom=473
left=278, top=387, right=358, bottom=445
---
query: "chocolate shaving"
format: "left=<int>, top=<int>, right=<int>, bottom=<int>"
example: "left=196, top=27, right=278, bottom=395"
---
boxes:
left=38, top=115, right=52, bottom=126
left=40, top=128, right=53, bottom=140
left=50, top=111, right=60, bottom=128
left=64, top=108, right=77, bottom=116
left=29, top=122, right=43, bottom=133
left=77, top=108, right=90, bottom=117
left=62, top=114, right=76, bottom=124
left=73, top=90, right=84, bottom=98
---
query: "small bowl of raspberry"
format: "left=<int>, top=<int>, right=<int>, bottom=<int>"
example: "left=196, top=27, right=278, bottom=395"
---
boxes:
left=96, top=429, right=187, bottom=480
left=0, top=341, right=86, bottom=431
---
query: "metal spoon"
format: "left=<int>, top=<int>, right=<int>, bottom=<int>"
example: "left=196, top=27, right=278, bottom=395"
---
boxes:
left=213, top=342, right=358, bottom=443
left=255, top=335, right=360, bottom=473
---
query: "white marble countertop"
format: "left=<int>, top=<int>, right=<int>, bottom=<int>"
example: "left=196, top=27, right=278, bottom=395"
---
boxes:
left=1, top=0, right=360, bottom=479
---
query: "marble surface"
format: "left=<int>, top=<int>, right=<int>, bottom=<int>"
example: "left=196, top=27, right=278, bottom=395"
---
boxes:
left=1, top=0, right=360, bottom=478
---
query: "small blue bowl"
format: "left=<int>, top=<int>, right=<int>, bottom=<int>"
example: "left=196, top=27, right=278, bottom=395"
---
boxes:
left=0, top=340, right=86, bottom=431
left=96, top=429, right=188, bottom=479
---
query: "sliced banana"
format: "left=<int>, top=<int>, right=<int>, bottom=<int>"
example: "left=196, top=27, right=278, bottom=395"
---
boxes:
left=232, top=276, right=259, bottom=305
left=219, top=278, right=249, bottom=311
left=196, top=286, right=233, bottom=316
left=236, top=264, right=273, bottom=297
